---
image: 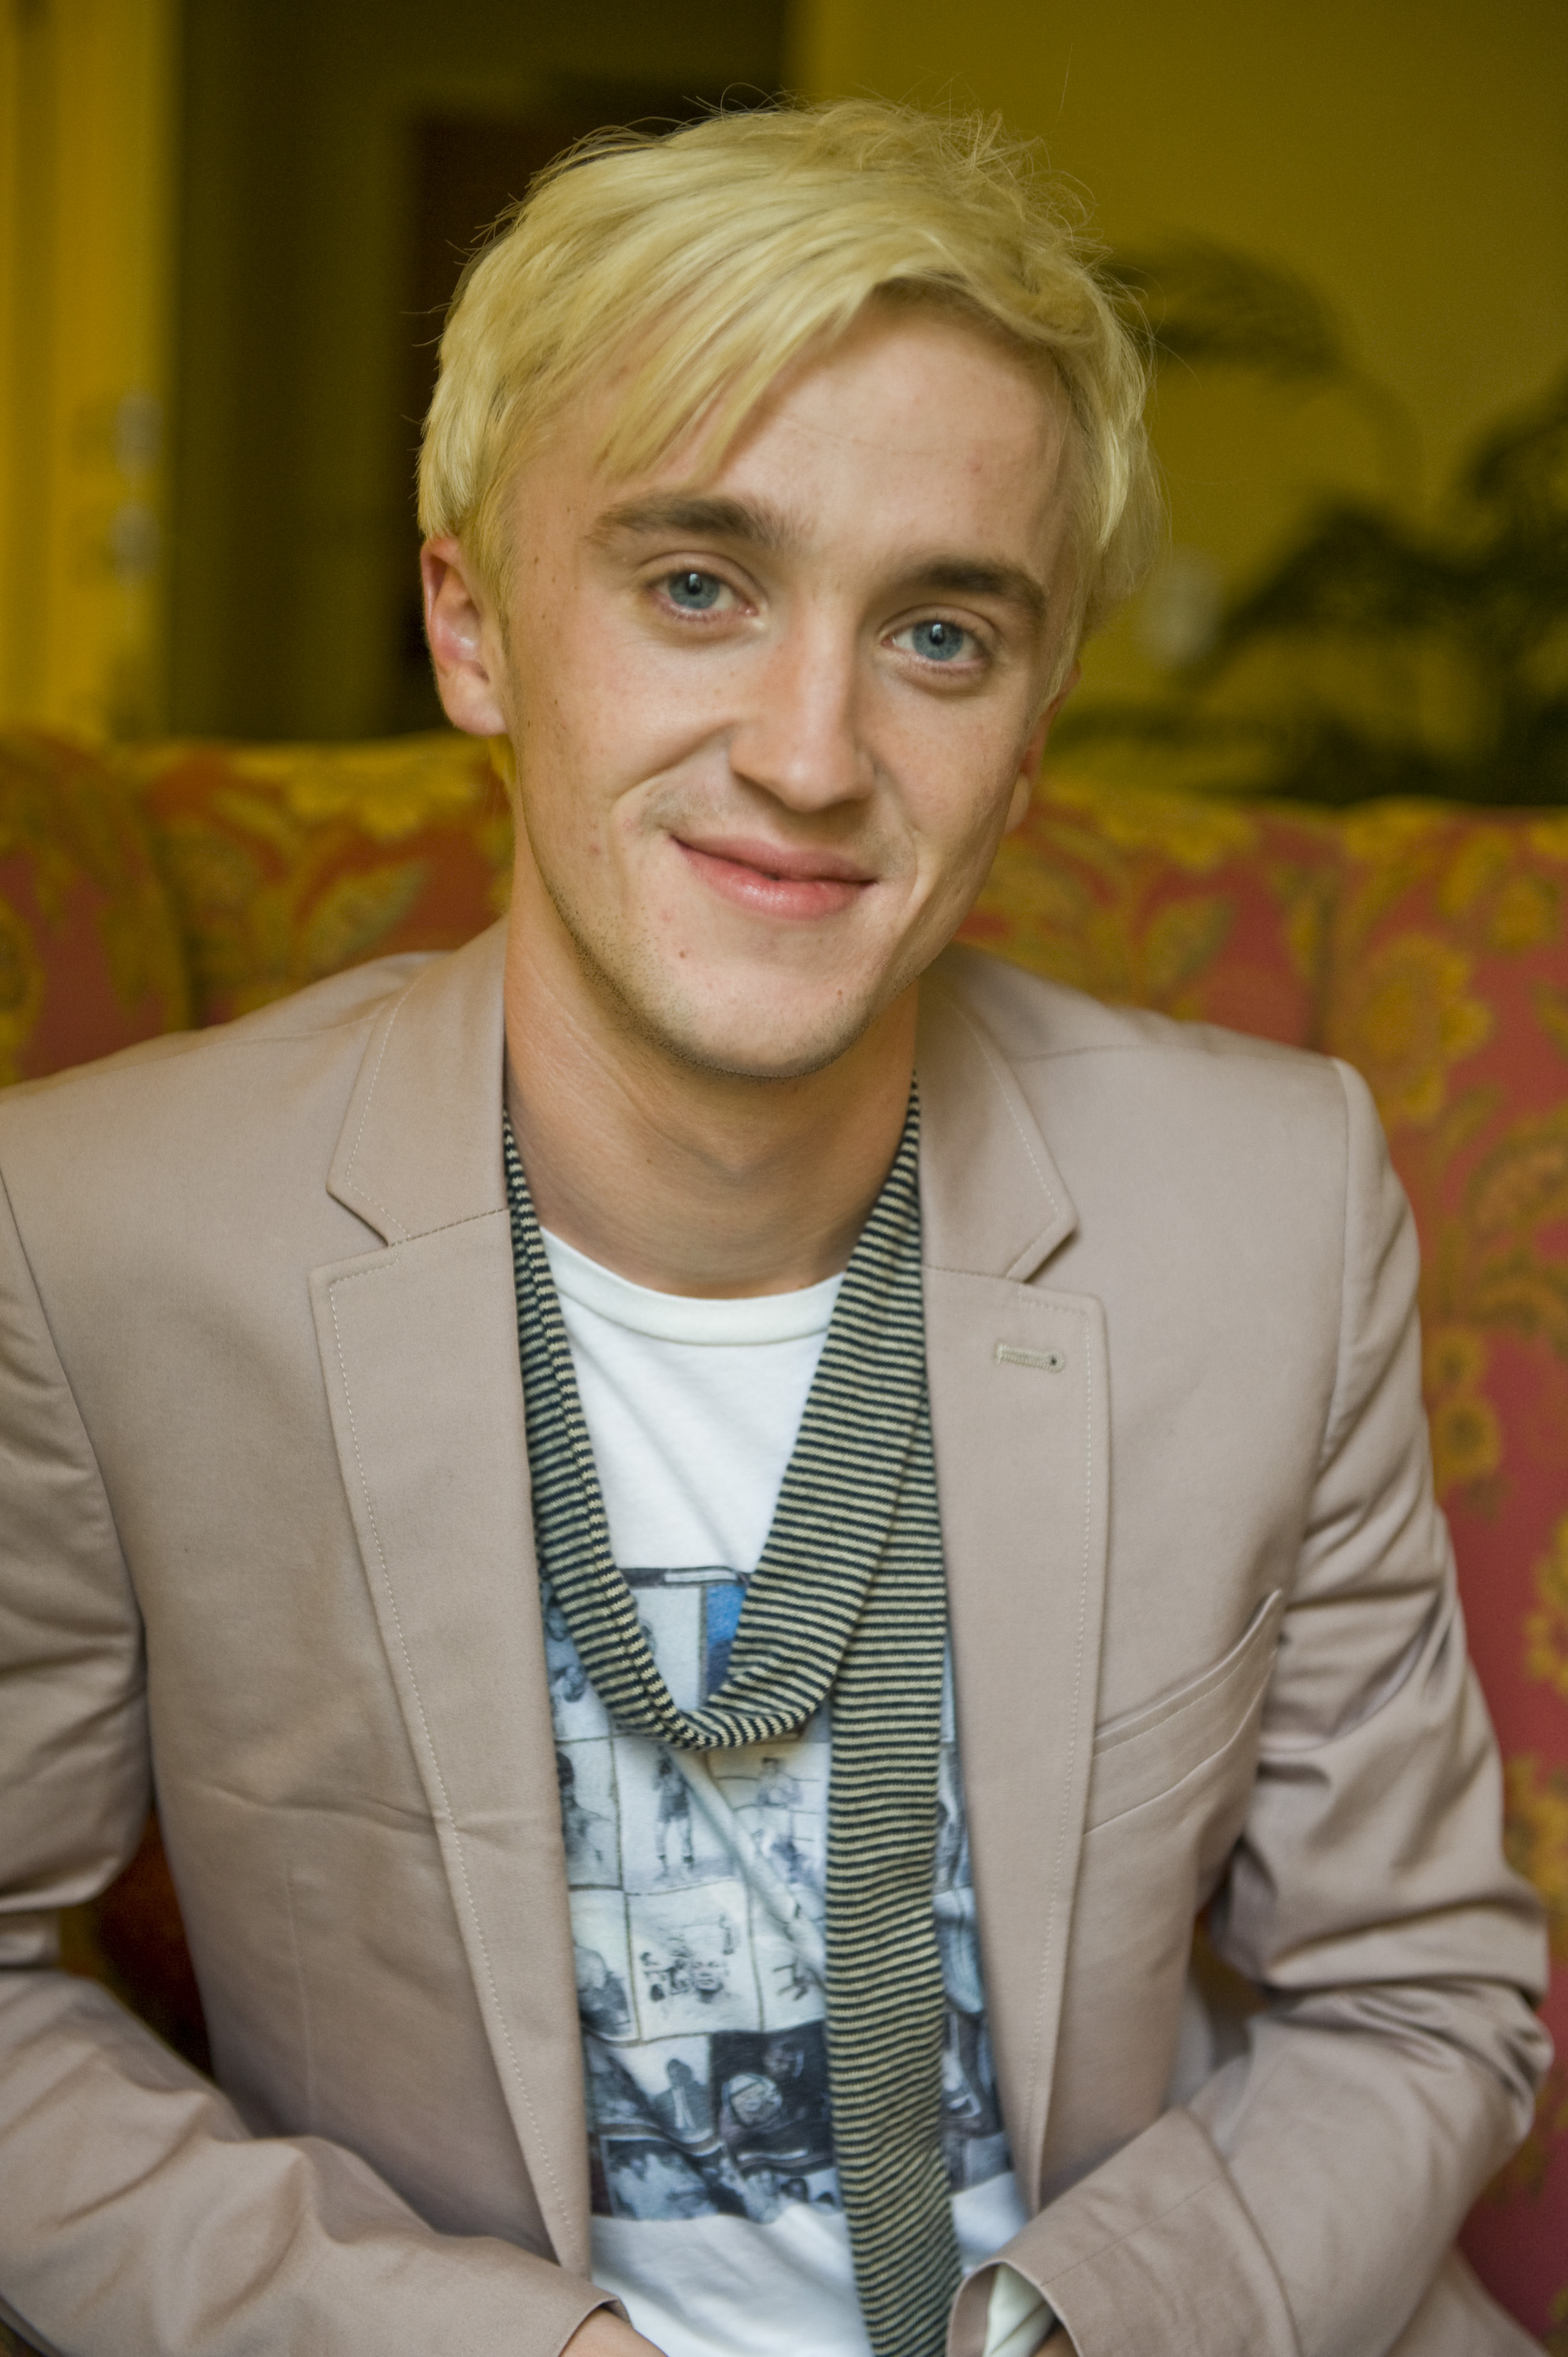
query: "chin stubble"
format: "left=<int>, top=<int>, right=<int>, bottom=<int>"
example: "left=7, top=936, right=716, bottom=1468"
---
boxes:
left=536, top=858, right=894, bottom=1085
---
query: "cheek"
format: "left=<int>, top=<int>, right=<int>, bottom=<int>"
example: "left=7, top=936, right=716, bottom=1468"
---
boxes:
left=894, top=714, right=1029, bottom=878
left=529, top=619, right=738, bottom=801
left=507, top=631, right=635, bottom=819
left=616, top=632, right=755, bottom=756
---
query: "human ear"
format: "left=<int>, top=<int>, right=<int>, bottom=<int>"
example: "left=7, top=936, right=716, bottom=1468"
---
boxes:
left=1004, top=659, right=1080, bottom=834
left=421, top=537, right=508, bottom=738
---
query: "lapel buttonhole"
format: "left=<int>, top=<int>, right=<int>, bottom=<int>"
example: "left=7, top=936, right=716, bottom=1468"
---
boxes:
left=995, top=1342, right=1067, bottom=1373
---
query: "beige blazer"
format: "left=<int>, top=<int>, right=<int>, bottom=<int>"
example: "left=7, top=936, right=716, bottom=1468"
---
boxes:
left=0, top=926, right=1550, bottom=2357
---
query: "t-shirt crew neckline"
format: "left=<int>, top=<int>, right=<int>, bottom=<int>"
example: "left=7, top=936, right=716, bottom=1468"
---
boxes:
left=540, top=1227, right=844, bottom=1348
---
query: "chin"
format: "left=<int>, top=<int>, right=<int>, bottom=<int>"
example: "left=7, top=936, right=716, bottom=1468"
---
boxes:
left=659, top=1017, right=874, bottom=1085
left=636, top=984, right=885, bottom=1085
left=554, top=900, right=908, bottom=1082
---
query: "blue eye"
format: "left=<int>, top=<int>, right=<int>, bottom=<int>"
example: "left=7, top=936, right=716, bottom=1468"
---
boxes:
left=665, top=569, right=724, bottom=611
left=907, top=619, right=972, bottom=663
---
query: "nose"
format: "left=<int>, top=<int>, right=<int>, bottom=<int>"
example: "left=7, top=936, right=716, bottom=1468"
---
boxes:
left=727, top=611, right=873, bottom=812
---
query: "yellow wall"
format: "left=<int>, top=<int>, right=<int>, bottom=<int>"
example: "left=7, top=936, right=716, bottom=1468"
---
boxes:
left=789, top=0, right=1568, bottom=708
left=0, top=0, right=178, bottom=738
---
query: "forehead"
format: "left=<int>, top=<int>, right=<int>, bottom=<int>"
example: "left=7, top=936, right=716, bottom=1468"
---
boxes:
left=547, top=303, right=1079, bottom=575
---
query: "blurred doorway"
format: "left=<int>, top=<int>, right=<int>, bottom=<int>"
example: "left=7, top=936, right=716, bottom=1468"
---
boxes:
left=168, top=0, right=786, bottom=743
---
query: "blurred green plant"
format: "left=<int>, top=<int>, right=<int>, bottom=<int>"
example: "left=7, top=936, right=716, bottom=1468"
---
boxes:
left=1060, top=244, right=1568, bottom=806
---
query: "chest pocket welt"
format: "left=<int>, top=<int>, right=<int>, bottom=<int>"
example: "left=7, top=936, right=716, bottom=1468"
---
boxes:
left=1085, top=1589, right=1287, bottom=1832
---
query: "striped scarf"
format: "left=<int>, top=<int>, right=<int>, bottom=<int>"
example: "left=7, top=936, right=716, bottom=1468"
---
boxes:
left=504, top=1095, right=962, bottom=2357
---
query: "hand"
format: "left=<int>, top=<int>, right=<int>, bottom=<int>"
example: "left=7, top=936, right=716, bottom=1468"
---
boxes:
left=562, top=2309, right=667, bottom=2357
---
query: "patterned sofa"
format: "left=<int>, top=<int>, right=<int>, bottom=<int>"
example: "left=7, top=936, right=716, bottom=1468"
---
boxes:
left=2, top=726, right=1566, bottom=2348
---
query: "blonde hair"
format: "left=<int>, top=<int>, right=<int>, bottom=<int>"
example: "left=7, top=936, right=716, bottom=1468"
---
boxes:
left=419, top=101, right=1160, bottom=646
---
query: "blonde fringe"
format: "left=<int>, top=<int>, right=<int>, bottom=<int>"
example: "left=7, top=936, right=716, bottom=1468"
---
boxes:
left=419, top=101, right=1161, bottom=643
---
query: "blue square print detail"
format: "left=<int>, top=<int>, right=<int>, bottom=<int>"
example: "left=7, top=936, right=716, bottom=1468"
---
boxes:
left=703, top=1581, right=747, bottom=1699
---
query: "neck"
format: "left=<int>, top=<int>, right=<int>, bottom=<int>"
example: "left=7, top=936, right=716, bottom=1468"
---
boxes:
left=501, top=915, right=917, bottom=1303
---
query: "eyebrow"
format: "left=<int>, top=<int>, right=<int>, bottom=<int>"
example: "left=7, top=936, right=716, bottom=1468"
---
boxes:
left=909, top=559, right=1049, bottom=628
left=590, top=493, right=1051, bottom=627
left=590, top=493, right=793, bottom=551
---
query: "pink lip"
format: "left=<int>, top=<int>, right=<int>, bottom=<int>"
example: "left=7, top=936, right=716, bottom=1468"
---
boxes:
left=673, top=835, right=874, bottom=920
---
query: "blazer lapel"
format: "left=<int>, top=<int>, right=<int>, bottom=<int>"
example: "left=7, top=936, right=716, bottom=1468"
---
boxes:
left=310, top=926, right=591, bottom=2272
left=918, top=966, right=1111, bottom=2208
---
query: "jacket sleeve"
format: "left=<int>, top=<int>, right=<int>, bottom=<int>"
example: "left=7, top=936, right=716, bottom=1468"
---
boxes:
left=950, top=1060, right=1552, bottom=2357
left=0, top=1167, right=614, bottom=2357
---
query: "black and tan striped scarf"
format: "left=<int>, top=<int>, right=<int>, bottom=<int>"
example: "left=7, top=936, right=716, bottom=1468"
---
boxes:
left=504, top=1095, right=961, bottom=2357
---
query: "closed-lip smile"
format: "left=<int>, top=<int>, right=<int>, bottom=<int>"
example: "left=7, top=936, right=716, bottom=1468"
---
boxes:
left=672, top=834, right=875, bottom=919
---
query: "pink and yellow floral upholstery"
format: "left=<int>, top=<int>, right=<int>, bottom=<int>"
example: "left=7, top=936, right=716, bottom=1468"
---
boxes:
left=959, top=773, right=1343, bottom=1047
left=0, top=731, right=188, bottom=1083
left=2, top=730, right=1565, bottom=2347
left=1313, top=807, right=1568, bottom=2346
left=128, top=731, right=513, bottom=1026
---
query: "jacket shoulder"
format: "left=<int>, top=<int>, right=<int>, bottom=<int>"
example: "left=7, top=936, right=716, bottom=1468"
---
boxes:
left=0, top=953, right=452, bottom=1263
left=927, top=946, right=1377, bottom=1215
left=0, top=951, right=435, bottom=1140
left=932, top=943, right=1317, bottom=1075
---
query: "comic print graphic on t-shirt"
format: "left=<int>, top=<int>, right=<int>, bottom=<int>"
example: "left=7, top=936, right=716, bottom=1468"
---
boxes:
left=545, top=1564, right=1011, bottom=2222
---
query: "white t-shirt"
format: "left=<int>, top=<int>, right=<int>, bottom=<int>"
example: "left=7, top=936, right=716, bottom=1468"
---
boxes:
left=537, top=1229, right=1033, bottom=2357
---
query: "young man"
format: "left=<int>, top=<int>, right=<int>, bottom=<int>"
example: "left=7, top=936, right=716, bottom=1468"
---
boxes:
left=0, top=102, right=1551, bottom=2357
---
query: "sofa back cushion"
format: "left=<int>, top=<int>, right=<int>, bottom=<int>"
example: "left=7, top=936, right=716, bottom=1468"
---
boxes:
left=1313, top=803, right=1568, bottom=2333
left=0, top=731, right=189, bottom=1082
left=129, top=732, right=513, bottom=1026
left=959, top=773, right=1343, bottom=1048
